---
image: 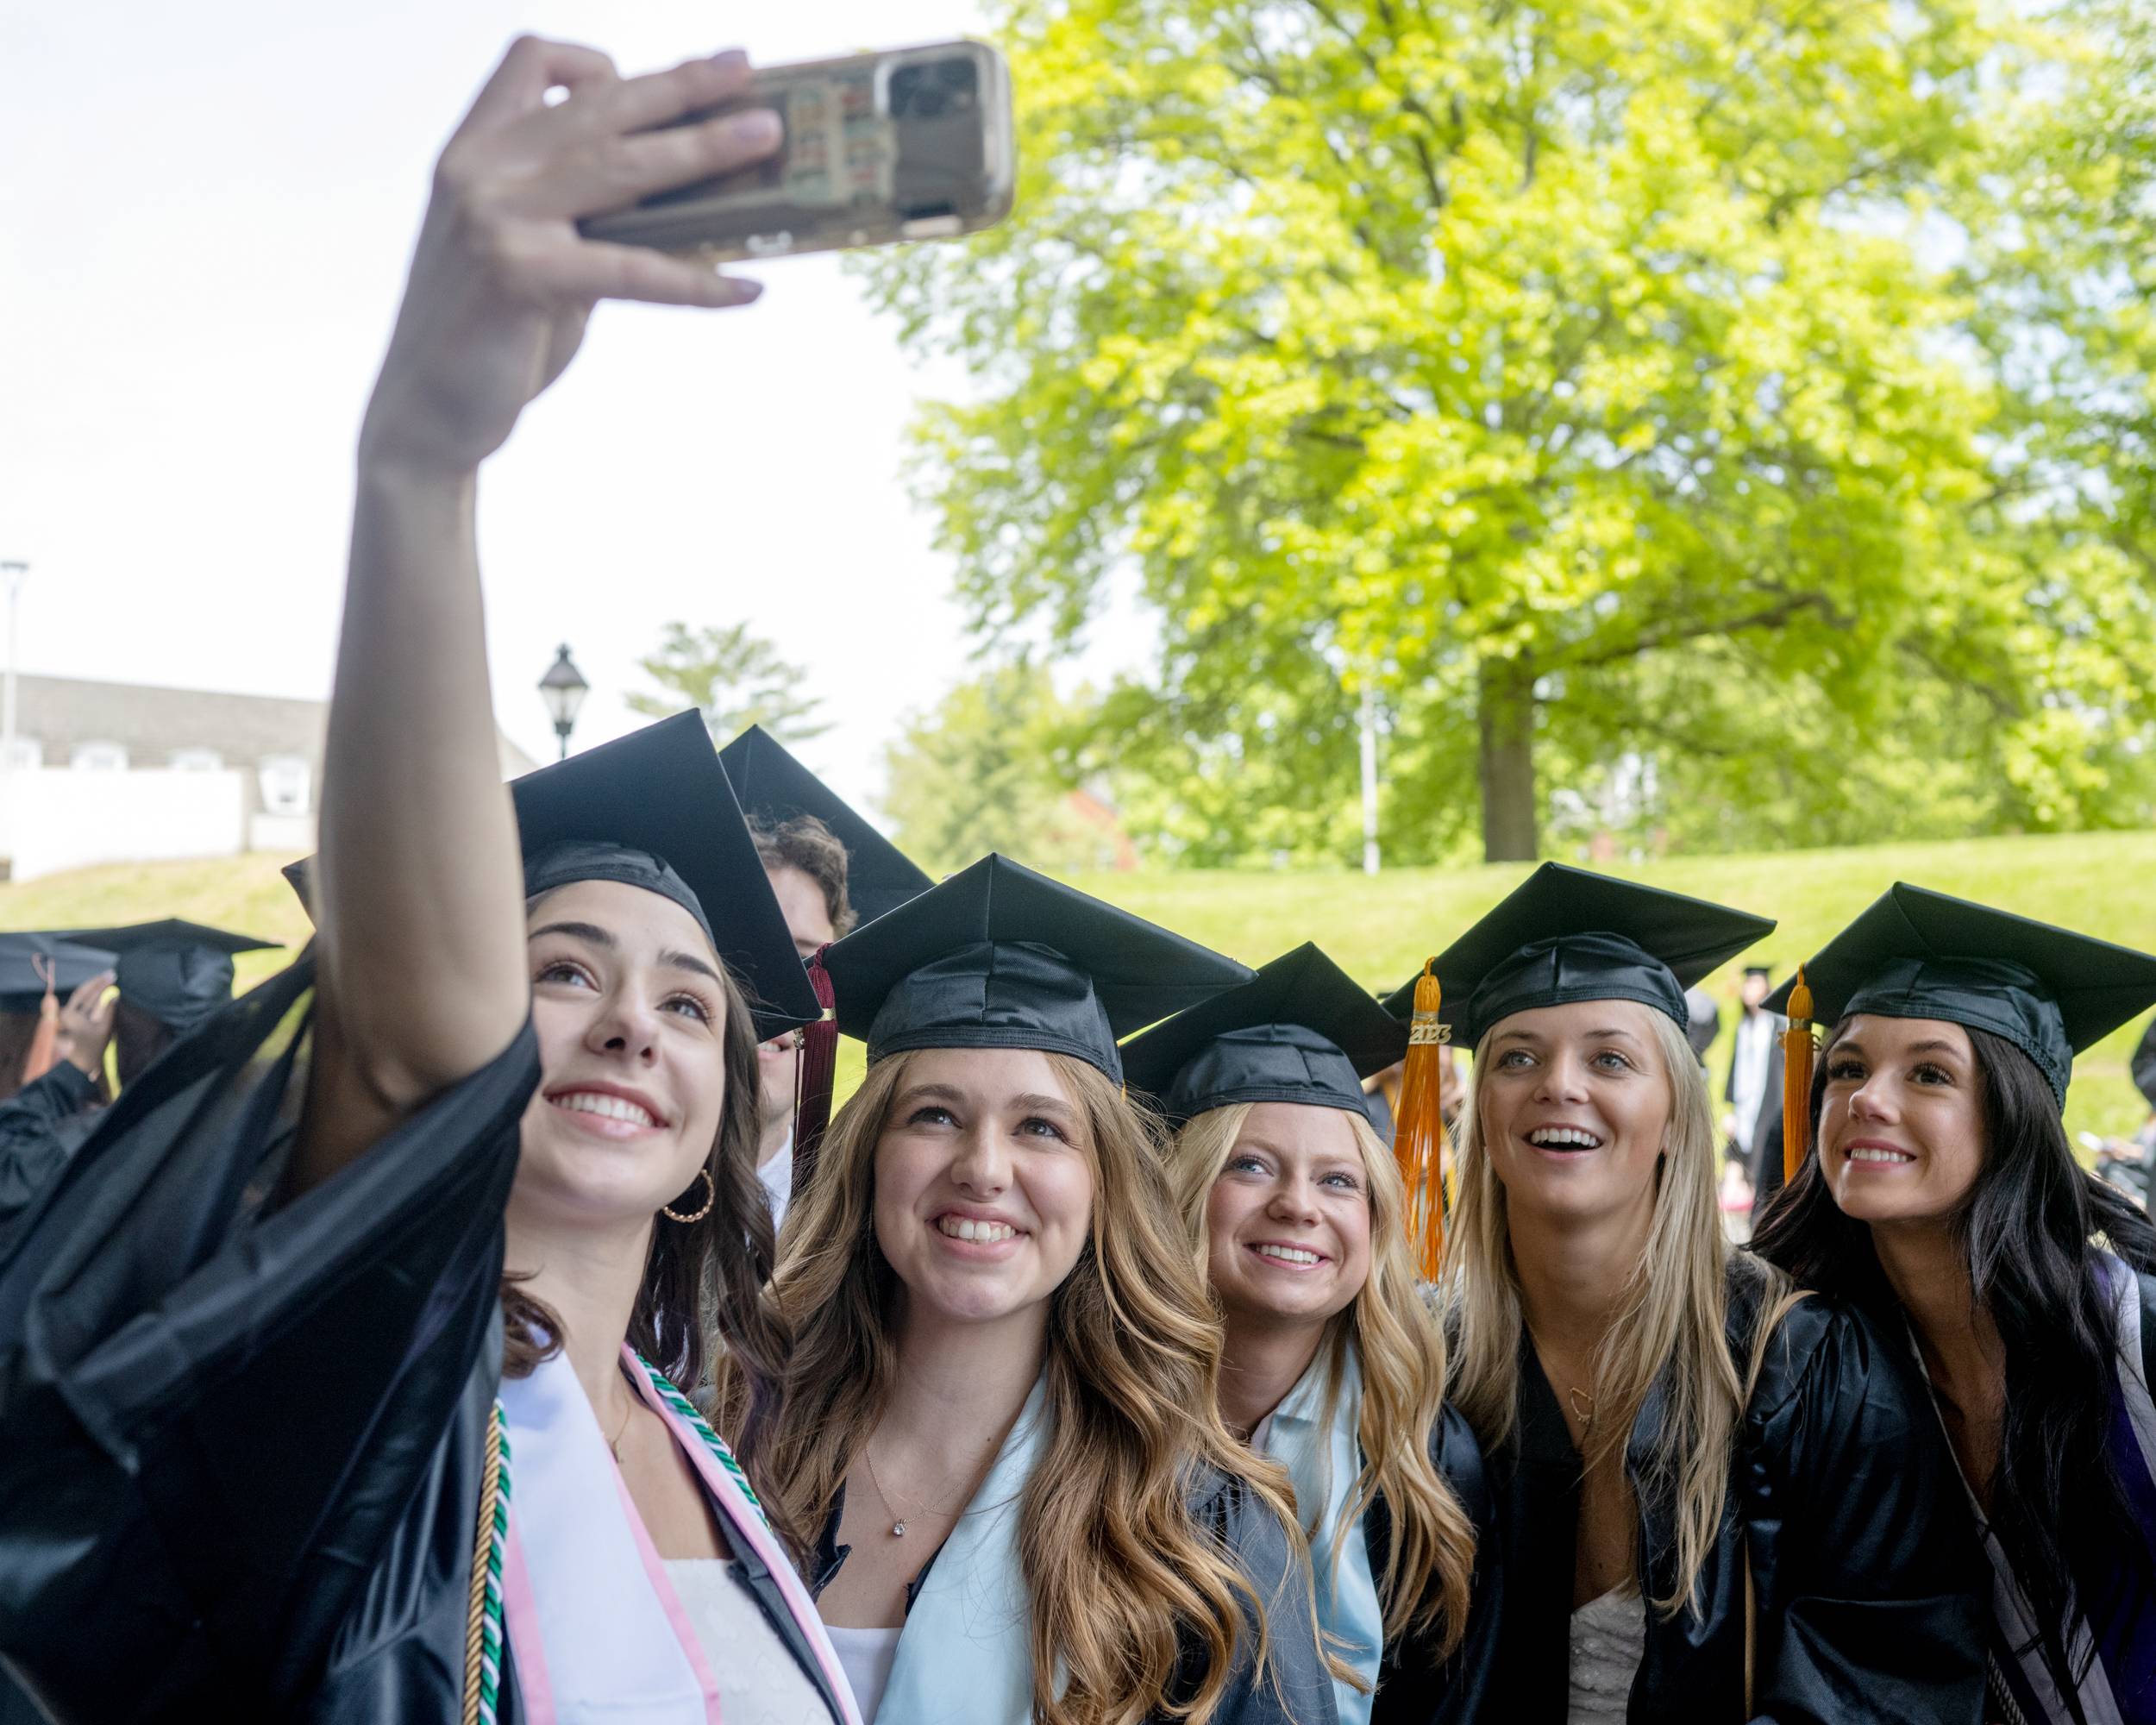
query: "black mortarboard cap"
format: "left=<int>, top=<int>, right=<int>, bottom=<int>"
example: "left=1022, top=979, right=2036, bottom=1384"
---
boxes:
left=54, top=919, right=279, bottom=1034
left=718, top=725, right=934, bottom=927
left=511, top=712, right=818, bottom=1039
left=0, top=935, right=117, bottom=1013
left=1381, top=863, right=1775, bottom=1048
left=1764, top=883, right=2156, bottom=1106
left=286, top=712, right=818, bottom=1041
left=822, top=853, right=1253, bottom=1078
left=1119, top=943, right=1405, bottom=1126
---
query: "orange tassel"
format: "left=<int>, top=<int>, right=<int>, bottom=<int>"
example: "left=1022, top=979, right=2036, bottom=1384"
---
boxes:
left=1393, top=959, right=1450, bottom=1279
left=1782, top=967, right=1815, bottom=1186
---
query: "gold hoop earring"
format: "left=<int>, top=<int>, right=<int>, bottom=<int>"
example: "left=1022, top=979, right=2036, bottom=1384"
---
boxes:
left=661, top=1168, right=716, bottom=1225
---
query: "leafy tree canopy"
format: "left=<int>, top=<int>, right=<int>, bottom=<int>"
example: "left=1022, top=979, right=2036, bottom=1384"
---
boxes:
left=627, top=621, right=826, bottom=746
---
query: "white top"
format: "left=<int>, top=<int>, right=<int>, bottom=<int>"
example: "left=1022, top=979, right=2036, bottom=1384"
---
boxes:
left=824, top=1623, right=903, bottom=1724
left=760, top=1131, right=796, bottom=1226
left=1566, top=1586, right=1644, bottom=1724
left=662, top=1559, right=831, bottom=1725
left=1731, top=1011, right=1778, bottom=1149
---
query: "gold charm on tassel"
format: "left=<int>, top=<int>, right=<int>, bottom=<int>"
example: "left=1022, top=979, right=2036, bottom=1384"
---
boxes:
left=1393, top=960, right=1451, bottom=1280
left=1781, top=967, right=1815, bottom=1187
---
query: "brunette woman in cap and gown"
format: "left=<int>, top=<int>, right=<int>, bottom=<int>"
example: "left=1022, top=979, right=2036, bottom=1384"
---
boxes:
left=1398, top=863, right=1983, bottom=1722
left=55, top=919, right=282, bottom=1090
left=1124, top=944, right=1500, bottom=1725
left=719, top=724, right=935, bottom=1226
left=0, top=40, right=863, bottom=1723
left=1751, top=887, right=2156, bottom=1723
left=730, top=855, right=1337, bottom=1725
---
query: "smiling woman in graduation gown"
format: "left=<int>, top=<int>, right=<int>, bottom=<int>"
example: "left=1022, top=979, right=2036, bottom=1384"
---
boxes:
left=1127, top=944, right=1503, bottom=1725
left=1402, top=865, right=1984, bottom=1723
left=730, top=856, right=1338, bottom=1725
left=0, top=41, right=860, bottom=1725
left=1752, top=887, right=2156, bottom=1724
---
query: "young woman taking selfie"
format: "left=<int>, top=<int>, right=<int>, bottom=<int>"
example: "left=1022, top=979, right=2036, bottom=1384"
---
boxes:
left=0, top=40, right=862, bottom=1722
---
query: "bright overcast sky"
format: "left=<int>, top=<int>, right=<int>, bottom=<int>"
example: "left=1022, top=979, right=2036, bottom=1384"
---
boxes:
left=1, top=0, right=1136, bottom=814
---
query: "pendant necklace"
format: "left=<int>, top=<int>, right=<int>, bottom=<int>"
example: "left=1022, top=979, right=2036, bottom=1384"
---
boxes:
left=1569, top=1385, right=1597, bottom=1435
left=862, top=1444, right=962, bottom=1540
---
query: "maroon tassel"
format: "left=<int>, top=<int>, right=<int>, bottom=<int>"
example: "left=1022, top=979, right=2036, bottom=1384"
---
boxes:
left=791, top=945, right=839, bottom=1200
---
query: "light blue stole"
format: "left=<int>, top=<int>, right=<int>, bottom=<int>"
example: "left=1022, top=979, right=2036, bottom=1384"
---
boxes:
left=1263, top=1344, right=1382, bottom=1725
left=875, top=1374, right=1051, bottom=1725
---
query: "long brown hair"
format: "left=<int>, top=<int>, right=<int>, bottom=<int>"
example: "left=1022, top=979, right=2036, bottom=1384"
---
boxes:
left=735, top=1049, right=1307, bottom=1725
left=500, top=910, right=798, bottom=1548
left=1168, top=1101, right=1477, bottom=1664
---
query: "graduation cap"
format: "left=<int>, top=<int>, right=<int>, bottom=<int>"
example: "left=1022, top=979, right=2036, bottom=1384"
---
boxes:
left=1764, top=883, right=2156, bottom=1107
left=54, top=919, right=279, bottom=1035
left=1380, top=862, right=1775, bottom=1048
left=0, top=934, right=117, bottom=1013
left=821, top=853, right=1252, bottom=1079
left=1119, top=943, right=1405, bottom=1126
left=718, top=725, right=934, bottom=927
left=290, top=712, right=819, bottom=1042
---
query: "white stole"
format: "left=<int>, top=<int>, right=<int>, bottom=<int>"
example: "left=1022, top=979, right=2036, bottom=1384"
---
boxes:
left=1263, top=1345, right=1382, bottom=1725
left=498, top=1347, right=862, bottom=1725
left=874, top=1375, right=1050, bottom=1725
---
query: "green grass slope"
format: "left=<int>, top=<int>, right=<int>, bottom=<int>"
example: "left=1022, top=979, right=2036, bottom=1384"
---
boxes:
left=4, top=831, right=2152, bottom=1138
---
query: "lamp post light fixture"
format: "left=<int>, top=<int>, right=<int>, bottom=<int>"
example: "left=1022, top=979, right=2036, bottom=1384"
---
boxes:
left=538, top=643, right=590, bottom=762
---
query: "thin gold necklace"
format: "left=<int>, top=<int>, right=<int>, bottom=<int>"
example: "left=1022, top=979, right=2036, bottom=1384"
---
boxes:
left=608, top=1397, right=635, bottom=1462
left=861, top=1443, right=965, bottom=1540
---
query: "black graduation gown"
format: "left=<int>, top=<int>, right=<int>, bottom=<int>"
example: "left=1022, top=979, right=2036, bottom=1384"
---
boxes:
left=1475, top=1264, right=1985, bottom=1723
left=0, top=1060, right=98, bottom=1262
left=0, top=957, right=848, bottom=1725
left=812, top=1468, right=1341, bottom=1725
left=1364, top=1405, right=1505, bottom=1725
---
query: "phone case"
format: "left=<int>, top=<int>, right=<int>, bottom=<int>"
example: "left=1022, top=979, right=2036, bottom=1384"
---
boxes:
left=579, top=41, right=1015, bottom=261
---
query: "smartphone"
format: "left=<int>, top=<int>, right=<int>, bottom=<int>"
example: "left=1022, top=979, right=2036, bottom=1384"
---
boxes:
left=579, top=41, right=1014, bottom=261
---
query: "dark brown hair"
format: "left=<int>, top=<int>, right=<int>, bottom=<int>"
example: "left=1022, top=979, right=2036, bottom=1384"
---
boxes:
left=500, top=908, right=799, bottom=1549
left=1752, top=1022, right=2156, bottom=1697
left=750, top=814, right=856, bottom=940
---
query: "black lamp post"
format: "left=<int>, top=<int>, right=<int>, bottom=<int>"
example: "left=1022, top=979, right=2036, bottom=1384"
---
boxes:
left=538, top=644, right=590, bottom=761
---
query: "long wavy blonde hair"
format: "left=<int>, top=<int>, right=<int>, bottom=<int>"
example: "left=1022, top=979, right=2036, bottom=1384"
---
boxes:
left=1167, top=1101, right=1478, bottom=1663
left=730, top=1049, right=1307, bottom=1725
left=1443, top=1008, right=1785, bottom=1617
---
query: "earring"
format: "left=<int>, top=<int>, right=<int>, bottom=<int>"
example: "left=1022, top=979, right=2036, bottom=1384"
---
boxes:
left=661, top=1168, right=717, bottom=1224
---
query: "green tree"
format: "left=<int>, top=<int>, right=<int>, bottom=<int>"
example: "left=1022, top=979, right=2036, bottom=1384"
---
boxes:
left=882, top=666, right=1132, bottom=875
left=626, top=621, right=826, bottom=744
left=863, top=0, right=2153, bottom=861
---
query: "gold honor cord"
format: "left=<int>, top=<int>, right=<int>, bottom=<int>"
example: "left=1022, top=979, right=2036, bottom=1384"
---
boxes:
left=1781, top=967, right=1816, bottom=1187
left=1393, top=959, right=1451, bottom=1279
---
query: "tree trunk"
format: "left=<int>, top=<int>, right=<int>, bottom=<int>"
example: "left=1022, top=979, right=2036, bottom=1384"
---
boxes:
left=1477, top=660, right=1539, bottom=862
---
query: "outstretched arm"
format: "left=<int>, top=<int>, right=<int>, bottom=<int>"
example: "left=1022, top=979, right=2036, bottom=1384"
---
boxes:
left=295, top=39, right=780, bottom=1190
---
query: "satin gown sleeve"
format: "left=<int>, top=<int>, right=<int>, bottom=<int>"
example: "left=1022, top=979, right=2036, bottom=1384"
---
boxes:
left=0, top=1061, right=98, bottom=1259
left=1739, top=1295, right=1985, bottom=1725
left=0, top=952, right=541, bottom=1723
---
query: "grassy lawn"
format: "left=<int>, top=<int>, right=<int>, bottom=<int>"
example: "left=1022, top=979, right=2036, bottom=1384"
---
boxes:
left=4, top=829, right=2153, bottom=1139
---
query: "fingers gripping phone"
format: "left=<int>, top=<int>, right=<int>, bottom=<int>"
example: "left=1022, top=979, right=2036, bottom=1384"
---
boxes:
left=580, top=41, right=1014, bottom=261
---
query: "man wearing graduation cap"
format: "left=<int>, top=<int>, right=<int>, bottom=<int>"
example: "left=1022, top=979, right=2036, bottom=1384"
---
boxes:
left=1383, top=862, right=1982, bottom=1723
left=1751, top=884, right=2156, bottom=1725
left=719, top=724, right=933, bottom=1223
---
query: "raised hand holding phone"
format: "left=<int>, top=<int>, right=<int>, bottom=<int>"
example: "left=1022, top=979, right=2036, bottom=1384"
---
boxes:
left=360, top=38, right=781, bottom=479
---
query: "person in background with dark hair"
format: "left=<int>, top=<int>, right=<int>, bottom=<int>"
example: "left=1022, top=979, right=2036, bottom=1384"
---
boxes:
left=723, top=724, right=936, bottom=1227
left=749, top=812, right=856, bottom=1219
left=1751, top=884, right=2156, bottom=1725
left=0, top=963, right=115, bottom=1258
left=0, top=42, right=862, bottom=1722
left=1723, top=964, right=1783, bottom=1195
